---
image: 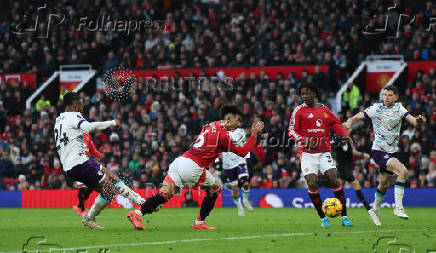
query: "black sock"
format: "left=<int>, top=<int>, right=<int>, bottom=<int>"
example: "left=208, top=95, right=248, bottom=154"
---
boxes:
left=140, top=192, right=168, bottom=215
left=198, top=192, right=219, bottom=221
left=78, top=188, right=87, bottom=211
left=308, top=191, right=325, bottom=219
left=333, top=186, right=347, bottom=217
left=355, top=189, right=370, bottom=210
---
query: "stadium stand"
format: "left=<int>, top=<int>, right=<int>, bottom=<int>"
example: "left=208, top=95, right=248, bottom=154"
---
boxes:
left=0, top=0, right=435, bottom=190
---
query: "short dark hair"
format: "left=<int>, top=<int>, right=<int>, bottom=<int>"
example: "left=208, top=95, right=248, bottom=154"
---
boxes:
left=63, top=92, right=80, bottom=106
left=220, top=104, right=243, bottom=119
left=299, top=82, right=319, bottom=97
left=384, top=85, right=399, bottom=96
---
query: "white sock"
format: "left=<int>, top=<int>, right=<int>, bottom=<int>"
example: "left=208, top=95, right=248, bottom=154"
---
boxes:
left=115, top=181, right=145, bottom=205
left=394, top=184, right=405, bottom=209
left=373, top=190, right=385, bottom=211
left=233, top=196, right=243, bottom=208
left=242, top=188, right=250, bottom=202
left=87, top=194, right=108, bottom=219
left=134, top=209, right=143, bottom=216
left=194, top=220, right=204, bottom=225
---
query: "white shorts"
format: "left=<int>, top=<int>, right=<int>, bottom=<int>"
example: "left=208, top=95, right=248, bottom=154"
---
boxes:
left=300, top=152, right=336, bottom=177
left=166, top=157, right=217, bottom=192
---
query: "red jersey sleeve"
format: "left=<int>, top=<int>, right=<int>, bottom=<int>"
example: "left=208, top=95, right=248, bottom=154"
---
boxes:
left=84, top=132, right=102, bottom=158
left=288, top=105, right=303, bottom=141
left=326, top=108, right=347, bottom=136
left=219, top=130, right=256, bottom=157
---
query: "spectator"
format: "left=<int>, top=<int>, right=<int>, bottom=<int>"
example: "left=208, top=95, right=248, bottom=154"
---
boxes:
left=35, top=94, right=51, bottom=112
left=342, top=83, right=362, bottom=111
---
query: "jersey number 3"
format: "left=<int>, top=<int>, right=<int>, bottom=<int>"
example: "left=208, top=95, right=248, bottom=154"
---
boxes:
left=55, top=124, right=69, bottom=149
left=193, top=130, right=209, bottom=148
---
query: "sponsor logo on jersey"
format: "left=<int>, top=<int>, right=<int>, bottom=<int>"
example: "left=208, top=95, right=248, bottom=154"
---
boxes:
left=308, top=113, right=313, bottom=118
left=307, top=128, right=325, bottom=133
left=316, top=119, right=323, bottom=127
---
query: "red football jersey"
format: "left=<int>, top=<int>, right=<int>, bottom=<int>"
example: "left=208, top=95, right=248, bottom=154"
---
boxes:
left=288, top=103, right=346, bottom=153
left=83, top=132, right=101, bottom=158
left=183, top=120, right=256, bottom=168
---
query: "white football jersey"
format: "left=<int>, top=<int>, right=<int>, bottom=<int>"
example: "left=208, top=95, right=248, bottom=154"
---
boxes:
left=364, top=102, right=408, bottom=153
left=222, top=128, right=250, bottom=170
left=54, top=112, right=89, bottom=171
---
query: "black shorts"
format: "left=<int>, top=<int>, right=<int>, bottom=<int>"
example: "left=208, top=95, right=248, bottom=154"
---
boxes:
left=66, top=158, right=105, bottom=188
left=337, top=163, right=355, bottom=182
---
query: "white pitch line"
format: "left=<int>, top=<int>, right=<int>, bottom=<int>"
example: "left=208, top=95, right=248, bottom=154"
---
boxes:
left=0, top=214, right=194, bottom=221
left=0, top=228, right=431, bottom=253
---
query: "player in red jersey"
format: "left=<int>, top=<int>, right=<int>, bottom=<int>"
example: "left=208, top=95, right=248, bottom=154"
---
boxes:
left=127, top=105, right=264, bottom=230
left=288, top=83, right=353, bottom=227
left=72, top=132, right=102, bottom=216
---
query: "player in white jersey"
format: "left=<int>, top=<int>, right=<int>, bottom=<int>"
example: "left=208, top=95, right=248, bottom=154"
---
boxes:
left=55, top=92, right=146, bottom=229
left=344, top=85, right=426, bottom=225
left=221, top=128, right=253, bottom=216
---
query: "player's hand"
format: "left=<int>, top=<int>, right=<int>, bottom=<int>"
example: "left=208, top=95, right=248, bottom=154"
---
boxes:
left=343, top=134, right=353, bottom=146
left=416, top=114, right=426, bottom=123
left=250, top=121, right=264, bottom=137
left=114, top=119, right=121, bottom=128
left=342, top=122, right=351, bottom=133
left=363, top=153, right=370, bottom=161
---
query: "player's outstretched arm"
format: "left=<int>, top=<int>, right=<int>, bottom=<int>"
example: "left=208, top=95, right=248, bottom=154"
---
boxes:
left=404, top=114, right=426, bottom=128
left=344, top=112, right=365, bottom=130
left=79, top=119, right=120, bottom=133
left=222, top=121, right=264, bottom=157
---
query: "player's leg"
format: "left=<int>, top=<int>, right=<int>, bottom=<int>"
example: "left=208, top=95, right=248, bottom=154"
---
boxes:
left=84, top=175, right=117, bottom=229
left=73, top=186, right=87, bottom=216
left=301, top=153, right=327, bottom=225
left=368, top=172, right=391, bottom=226
left=321, top=153, right=352, bottom=226
left=226, top=167, right=244, bottom=216
left=350, top=179, right=370, bottom=210
left=101, top=167, right=145, bottom=205
left=75, top=186, right=92, bottom=216
left=339, top=163, right=371, bottom=211
left=128, top=157, right=185, bottom=230
left=238, top=164, right=253, bottom=211
left=128, top=179, right=177, bottom=230
left=386, top=158, right=409, bottom=218
left=232, top=184, right=244, bottom=216
left=66, top=159, right=116, bottom=228
left=194, top=170, right=221, bottom=230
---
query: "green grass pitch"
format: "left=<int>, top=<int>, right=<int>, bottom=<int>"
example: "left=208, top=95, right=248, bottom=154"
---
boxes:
left=0, top=208, right=435, bottom=253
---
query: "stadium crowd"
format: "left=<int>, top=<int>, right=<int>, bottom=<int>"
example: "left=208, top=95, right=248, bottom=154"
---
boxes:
left=0, top=0, right=435, bottom=190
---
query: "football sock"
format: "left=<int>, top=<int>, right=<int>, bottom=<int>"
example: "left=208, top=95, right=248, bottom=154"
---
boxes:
left=333, top=185, right=347, bottom=216
left=233, top=196, right=243, bottom=208
left=373, top=189, right=385, bottom=211
left=242, top=188, right=250, bottom=202
left=140, top=192, right=169, bottom=216
left=355, top=189, right=371, bottom=210
left=197, top=191, right=219, bottom=222
left=78, top=188, right=87, bottom=212
left=87, top=194, right=109, bottom=219
left=308, top=189, right=325, bottom=218
left=394, top=182, right=405, bottom=209
left=114, top=180, right=145, bottom=205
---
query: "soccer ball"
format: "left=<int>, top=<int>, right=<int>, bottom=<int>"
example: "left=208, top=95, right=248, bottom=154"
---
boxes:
left=322, top=198, right=342, bottom=218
